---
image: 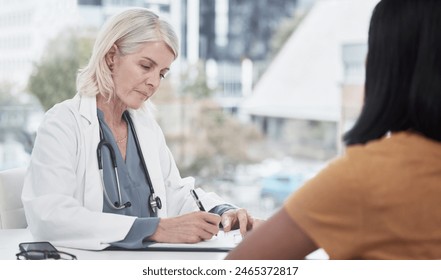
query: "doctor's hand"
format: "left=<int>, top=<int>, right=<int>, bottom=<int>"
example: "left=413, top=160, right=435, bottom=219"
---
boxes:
left=149, top=211, right=221, bottom=243
left=221, top=208, right=265, bottom=236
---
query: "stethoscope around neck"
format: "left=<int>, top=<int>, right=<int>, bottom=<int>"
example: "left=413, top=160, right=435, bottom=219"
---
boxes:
left=96, top=111, right=162, bottom=213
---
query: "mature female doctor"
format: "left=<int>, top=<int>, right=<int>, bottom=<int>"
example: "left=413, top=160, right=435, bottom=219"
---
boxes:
left=22, top=8, right=258, bottom=250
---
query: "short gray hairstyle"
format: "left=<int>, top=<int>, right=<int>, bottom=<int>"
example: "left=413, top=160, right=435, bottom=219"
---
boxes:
left=76, top=8, right=179, bottom=98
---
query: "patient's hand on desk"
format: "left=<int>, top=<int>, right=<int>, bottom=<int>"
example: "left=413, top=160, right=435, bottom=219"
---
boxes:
left=149, top=212, right=221, bottom=243
left=221, top=209, right=265, bottom=236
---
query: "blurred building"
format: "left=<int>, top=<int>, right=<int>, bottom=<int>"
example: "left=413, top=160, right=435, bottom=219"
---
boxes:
left=242, top=0, right=379, bottom=160
left=198, top=0, right=300, bottom=113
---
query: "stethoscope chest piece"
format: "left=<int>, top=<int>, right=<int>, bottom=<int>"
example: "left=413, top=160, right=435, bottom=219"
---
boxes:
left=149, top=193, right=162, bottom=213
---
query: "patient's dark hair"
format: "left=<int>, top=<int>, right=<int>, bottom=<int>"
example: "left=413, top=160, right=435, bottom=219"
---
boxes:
left=343, top=0, right=441, bottom=145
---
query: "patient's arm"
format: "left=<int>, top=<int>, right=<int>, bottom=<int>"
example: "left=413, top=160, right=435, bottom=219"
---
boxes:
left=225, top=208, right=318, bottom=259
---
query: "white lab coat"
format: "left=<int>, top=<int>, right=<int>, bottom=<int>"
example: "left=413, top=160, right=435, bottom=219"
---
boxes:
left=22, top=94, right=227, bottom=250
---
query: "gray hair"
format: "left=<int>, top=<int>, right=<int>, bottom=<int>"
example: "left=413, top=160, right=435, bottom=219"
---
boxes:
left=76, top=8, right=179, bottom=98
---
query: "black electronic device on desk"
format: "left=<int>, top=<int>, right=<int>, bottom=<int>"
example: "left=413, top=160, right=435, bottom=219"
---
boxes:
left=16, top=241, right=77, bottom=260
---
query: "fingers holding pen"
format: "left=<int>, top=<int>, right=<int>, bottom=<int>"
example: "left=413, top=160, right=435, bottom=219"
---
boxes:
left=149, top=211, right=221, bottom=243
left=180, top=211, right=221, bottom=242
left=196, top=211, right=221, bottom=238
left=201, top=211, right=222, bottom=227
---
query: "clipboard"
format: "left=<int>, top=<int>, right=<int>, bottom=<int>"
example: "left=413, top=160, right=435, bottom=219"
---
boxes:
left=106, top=230, right=242, bottom=252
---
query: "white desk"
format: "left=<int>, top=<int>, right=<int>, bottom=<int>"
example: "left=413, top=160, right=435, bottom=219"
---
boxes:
left=0, top=229, right=329, bottom=260
left=0, top=229, right=227, bottom=260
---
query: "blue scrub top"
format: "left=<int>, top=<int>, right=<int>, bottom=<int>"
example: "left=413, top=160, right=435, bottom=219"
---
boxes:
left=98, top=109, right=158, bottom=248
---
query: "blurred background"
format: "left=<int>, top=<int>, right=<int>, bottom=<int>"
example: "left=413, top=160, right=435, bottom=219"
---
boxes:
left=0, top=0, right=378, bottom=218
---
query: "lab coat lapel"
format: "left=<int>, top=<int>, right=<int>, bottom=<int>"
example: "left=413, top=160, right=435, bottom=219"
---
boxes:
left=83, top=121, right=103, bottom=211
left=77, top=94, right=103, bottom=212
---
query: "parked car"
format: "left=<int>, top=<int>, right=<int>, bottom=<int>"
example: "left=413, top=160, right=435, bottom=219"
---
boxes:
left=260, top=173, right=305, bottom=210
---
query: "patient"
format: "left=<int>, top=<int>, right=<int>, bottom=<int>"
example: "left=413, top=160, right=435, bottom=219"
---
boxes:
left=226, top=0, right=441, bottom=259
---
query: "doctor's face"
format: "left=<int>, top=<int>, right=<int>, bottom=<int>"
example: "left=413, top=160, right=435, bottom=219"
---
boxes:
left=109, top=41, right=175, bottom=109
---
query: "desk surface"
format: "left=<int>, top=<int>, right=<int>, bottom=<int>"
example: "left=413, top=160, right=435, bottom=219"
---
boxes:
left=0, top=229, right=227, bottom=260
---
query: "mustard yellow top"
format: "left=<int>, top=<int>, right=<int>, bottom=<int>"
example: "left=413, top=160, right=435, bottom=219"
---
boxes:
left=284, top=132, right=441, bottom=259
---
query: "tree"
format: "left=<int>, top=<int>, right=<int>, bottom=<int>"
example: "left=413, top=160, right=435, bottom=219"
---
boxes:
left=28, top=29, right=94, bottom=111
left=185, top=100, right=263, bottom=179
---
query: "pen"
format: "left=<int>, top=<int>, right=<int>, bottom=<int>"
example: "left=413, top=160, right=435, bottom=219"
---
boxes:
left=190, top=189, right=206, bottom=212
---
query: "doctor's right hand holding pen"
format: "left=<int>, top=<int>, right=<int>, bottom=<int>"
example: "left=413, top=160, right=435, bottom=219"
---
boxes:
left=149, top=211, right=222, bottom=243
left=150, top=190, right=264, bottom=244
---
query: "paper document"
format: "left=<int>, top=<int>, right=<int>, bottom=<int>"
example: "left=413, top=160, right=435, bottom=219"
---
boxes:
left=145, top=229, right=243, bottom=252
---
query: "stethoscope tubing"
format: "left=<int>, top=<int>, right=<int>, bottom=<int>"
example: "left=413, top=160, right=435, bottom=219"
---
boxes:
left=97, top=134, right=129, bottom=210
left=96, top=111, right=161, bottom=212
left=125, top=112, right=162, bottom=212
